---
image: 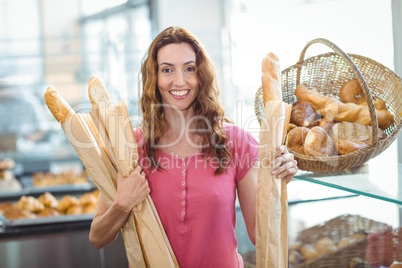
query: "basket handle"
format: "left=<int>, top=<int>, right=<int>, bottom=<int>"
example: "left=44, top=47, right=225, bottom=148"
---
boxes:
left=296, top=38, right=379, bottom=146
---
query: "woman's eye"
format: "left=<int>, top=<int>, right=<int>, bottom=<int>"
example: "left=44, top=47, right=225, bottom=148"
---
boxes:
left=161, top=68, right=172, bottom=73
left=185, top=66, right=195, bottom=72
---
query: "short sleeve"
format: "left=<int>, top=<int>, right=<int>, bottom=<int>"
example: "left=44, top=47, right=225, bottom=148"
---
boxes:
left=224, top=124, right=259, bottom=183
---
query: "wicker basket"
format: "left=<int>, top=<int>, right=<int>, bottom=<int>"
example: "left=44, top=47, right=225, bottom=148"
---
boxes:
left=241, top=214, right=391, bottom=268
left=255, top=38, right=402, bottom=172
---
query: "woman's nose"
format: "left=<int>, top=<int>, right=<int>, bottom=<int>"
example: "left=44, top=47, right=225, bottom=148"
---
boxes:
left=173, top=71, right=185, bottom=87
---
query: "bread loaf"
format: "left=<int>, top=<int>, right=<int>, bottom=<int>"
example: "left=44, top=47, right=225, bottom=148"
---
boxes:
left=295, top=85, right=394, bottom=130
left=261, top=52, right=282, bottom=104
left=336, top=139, right=368, bottom=155
left=330, top=121, right=386, bottom=145
left=290, top=100, right=316, bottom=127
left=304, top=126, right=335, bottom=157
left=88, top=76, right=111, bottom=109
left=44, top=87, right=75, bottom=124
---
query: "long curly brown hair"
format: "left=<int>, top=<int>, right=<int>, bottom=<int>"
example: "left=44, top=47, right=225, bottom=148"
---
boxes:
left=139, top=26, right=231, bottom=175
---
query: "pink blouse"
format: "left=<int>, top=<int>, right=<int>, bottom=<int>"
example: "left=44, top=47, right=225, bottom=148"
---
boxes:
left=134, top=123, right=259, bottom=267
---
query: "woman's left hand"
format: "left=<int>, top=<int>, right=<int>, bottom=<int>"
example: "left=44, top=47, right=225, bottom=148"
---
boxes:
left=270, top=145, right=298, bottom=184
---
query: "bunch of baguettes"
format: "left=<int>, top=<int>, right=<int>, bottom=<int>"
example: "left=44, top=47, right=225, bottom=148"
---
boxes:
left=44, top=77, right=178, bottom=268
left=257, top=52, right=292, bottom=268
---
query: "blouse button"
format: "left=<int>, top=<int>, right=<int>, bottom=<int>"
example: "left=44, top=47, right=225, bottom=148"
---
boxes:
left=182, top=201, right=185, bottom=205
left=182, top=181, right=185, bottom=186
left=181, top=211, right=185, bottom=215
left=182, top=191, right=186, bottom=195
left=182, top=171, right=185, bottom=175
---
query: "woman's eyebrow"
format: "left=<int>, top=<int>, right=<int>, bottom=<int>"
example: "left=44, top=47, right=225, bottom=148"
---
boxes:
left=159, top=62, right=173, bottom=66
left=159, top=60, right=195, bottom=66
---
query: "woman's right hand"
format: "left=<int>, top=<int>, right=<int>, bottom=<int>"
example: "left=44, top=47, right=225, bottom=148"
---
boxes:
left=114, top=166, right=150, bottom=213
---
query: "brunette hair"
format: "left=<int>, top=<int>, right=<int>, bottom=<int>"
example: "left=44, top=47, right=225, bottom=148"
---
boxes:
left=139, top=26, right=231, bottom=175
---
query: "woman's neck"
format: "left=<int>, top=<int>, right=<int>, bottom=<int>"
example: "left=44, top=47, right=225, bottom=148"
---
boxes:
left=163, top=105, right=195, bottom=137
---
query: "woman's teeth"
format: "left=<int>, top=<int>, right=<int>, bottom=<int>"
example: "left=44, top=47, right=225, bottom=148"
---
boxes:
left=170, top=90, right=189, bottom=96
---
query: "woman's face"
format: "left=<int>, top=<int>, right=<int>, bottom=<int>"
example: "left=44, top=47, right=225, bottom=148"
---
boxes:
left=156, top=42, right=199, bottom=111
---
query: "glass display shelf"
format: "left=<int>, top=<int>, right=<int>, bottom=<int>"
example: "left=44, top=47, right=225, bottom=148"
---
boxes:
left=294, top=145, right=402, bottom=206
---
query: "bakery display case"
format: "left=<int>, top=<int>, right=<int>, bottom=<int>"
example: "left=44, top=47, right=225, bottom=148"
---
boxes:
left=241, top=145, right=402, bottom=267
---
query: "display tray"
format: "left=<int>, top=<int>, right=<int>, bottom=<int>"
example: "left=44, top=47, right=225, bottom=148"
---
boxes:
left=0, top=213, right=94, bottom=228
left=0, top=176, right=97, bottom=201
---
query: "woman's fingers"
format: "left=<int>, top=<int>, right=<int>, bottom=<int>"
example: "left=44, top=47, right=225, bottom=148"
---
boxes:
left=270, top=145, right=298, bottom=183
left=270, top=147, right=294, bottom=169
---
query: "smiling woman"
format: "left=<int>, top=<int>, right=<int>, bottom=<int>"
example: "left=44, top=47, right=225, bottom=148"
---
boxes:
left=88, top=26, right=298, bottom=268
left=157, top=43, right=199, bottom=111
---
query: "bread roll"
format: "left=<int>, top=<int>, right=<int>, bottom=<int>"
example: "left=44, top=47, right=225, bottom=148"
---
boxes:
left=286, top=127, right=310, bottom=155
left=37, top=207, right=60, bottom=217
left=390, top=263, right=402, bottom=268
left=295, top=85, right=394, bottom=130
left=2, top=207, right=34, bottom=220
left=83, top=203, right=97, bottom=214
left=38, top=192, right=58, bottom=208
left=57, top=195, right=79, bottom=213
left=314, top=237, right=336, bottom=256
left=79, top=192, right=98, bottom=206
left=304, top=126, right=335, bottom=157
left=0, top=202, right=13, bottom=212
left=336, top=139, right=368, bottom=155
left=300, top=244, right=318, bottom=261
left=290, top=100, right=316, bottom=127
left=88, top=77, right=111, bottom=109
left=261, top=52, right=282, bottom=104
left=339, top=79, right=366, bottom=105
left=66, top=205, right=83, bottom=215
left=308, top=116, right=335, bottom=133
left=44, top=87, right=75, bottom=124
left=16, top=196, right=44, bottom=213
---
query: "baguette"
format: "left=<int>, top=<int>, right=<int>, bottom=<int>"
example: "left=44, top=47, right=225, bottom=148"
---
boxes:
left=294, top=85, right=394, bottom=130
left=44, top=87, right=75, bottom=124
left=261, top=52, right=282, bottom=104
left=88, top=77, right=111, bottom=109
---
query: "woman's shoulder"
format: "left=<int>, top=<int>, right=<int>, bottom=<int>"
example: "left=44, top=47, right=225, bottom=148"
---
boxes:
left=222, top=122, right=252, bottom=140
left=222, top=122, right=258, bottom=146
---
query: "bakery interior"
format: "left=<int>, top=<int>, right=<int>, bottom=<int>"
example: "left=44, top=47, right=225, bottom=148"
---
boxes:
left=0, top=0, right=402, bottom=267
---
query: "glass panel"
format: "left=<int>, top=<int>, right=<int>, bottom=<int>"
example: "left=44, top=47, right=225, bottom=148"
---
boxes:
left=80, top=4, right=151, bottom=117
left=0, top=0, right=42, bottom=84
left=295, top=145, right=402, bottom=205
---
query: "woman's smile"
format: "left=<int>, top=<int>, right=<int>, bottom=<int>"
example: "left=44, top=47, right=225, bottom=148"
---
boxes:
left=170, top=89, right=190, bottom=98
left=157, top=42, right=199, bottom=111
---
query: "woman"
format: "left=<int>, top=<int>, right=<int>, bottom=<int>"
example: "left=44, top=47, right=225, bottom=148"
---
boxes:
left=89, top=26, right=298, bottom=267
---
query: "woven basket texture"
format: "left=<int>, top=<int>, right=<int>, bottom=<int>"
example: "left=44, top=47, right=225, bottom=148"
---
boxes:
left=255, top=38, right=402, bottom=172
left=241, top=214, right=391, bottom=268
left=293, top=214, right=391, bottom=268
